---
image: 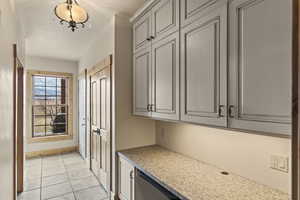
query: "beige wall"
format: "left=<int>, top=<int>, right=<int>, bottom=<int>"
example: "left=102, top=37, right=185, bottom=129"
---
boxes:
left=25, top=56, right=79, bottom=153
left=0, top=0, right=21, bottom=198
left=113, top=14, right=156, bottom=194
left=78, top=15, right=156, bottom=196
left=114, top=15, right=156, bottom=151
left=78, top=18, right=115, bottom=73
left=156, top=121, right=291, bottom=193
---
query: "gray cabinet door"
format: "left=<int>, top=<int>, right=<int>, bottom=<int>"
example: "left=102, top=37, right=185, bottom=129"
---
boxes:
left=133, top=12, right=152, bottom=52
left=180, top=2, right=227, bottom=127
left=228, top=0, right=292, bottom=135
left=133, top=47, right=152, bottom=117
left=151, top=0, right=179, bottom=42
left=151, top=31, right=180, bottom=120
left=118, top=156, right=135, bottom=200
left=180, top=0, right=226, bottom=27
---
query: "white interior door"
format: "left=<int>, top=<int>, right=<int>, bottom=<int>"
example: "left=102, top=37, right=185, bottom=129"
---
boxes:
left=90, top=66, right=111, bottom=192
left=78, top=77, right=87, bottom=159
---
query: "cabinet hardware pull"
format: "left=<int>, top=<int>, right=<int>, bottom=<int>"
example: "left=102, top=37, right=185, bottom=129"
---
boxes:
left=147, top=37, right=151, bottom=41
left=228, top=105, right=235, bottom=118
left=218, top=105, right=225, bottom=117
left=147, top=104, right=150, bottom=112
left=151, top=104, right=155, bottom=112
left=150, top=36, right=155, bottom=40
left=130, top=170, right=134, bottom=179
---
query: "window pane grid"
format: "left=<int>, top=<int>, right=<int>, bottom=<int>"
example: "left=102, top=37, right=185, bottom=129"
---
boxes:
left=32, top=75, right=68, bottom=138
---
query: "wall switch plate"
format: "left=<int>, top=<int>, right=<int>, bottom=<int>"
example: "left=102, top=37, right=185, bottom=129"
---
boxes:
left=270, top=155, right=289, bottom=173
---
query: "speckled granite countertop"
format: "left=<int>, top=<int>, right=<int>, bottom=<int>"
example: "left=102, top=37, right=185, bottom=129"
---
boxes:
left=118, top=145, right=290, bottom=200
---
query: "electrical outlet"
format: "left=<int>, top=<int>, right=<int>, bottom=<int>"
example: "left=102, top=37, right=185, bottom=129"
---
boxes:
left=270, top=155, right=289, bottom=173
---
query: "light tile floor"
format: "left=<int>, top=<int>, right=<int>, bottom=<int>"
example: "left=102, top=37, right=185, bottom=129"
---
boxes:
left=18, top=152, right=108, bottom=200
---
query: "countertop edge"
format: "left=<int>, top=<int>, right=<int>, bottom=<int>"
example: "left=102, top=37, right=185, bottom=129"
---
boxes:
left=118, top=151, right=189, bottom=200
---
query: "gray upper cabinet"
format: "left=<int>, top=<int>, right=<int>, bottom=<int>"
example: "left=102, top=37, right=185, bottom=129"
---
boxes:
left=151, top=32, right=180, bottom=120
left=151, top=0, right=179, bottom=42
left=131, top=0, right=292, bottom=136
left=133, top=0, right=179, bottom=51
left=133, top=12, right=152, bottom=52
left=180, top=1, right=228, bottom=127
left=228, top=0, right=292, bottom=135
left=180, top=0, right=226, bottom=28
left=132, top=0, right=180, bottom=120
left=133, top=47, right=152, bottom=117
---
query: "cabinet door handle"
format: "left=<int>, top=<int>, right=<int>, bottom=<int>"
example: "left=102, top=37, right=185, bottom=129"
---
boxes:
left=130, top=170, right=134, bottom=200
left=147, top=104, right=150, bottom=112
left=146, top=37, right=151, bottom=41
left=150, top=36, right=155, bottom=40
left=130, top=170, right=134, bottom=179
left=150, top=104, right=155, bottom=112
left=218, top=105, right=225, bottom=117
left=228, top=105, right=235, bottom=118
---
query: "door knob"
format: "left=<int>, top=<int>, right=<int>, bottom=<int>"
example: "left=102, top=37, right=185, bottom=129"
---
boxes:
left=93, top=128, right=100, bottom=135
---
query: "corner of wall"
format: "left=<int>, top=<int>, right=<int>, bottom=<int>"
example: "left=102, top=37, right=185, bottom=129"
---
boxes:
left=114, top=14, right=156, bottom=151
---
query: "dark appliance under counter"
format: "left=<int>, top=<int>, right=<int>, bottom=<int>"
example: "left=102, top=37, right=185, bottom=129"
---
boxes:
left=135, top=169, right=182, bottom=200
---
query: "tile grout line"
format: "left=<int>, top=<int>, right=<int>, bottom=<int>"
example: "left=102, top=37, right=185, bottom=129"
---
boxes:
left=42, top=153, right=73, bottom=200
left=40, top=156, right=43, bottom=200
left=62, top=153, right=77, bottom=200
left=63, top=153, right=104, bottom=200
left=35, top=152, right=106, bottom=200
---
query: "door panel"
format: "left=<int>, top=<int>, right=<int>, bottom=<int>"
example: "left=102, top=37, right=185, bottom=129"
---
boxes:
left=228, top=0, right=292, bottom=135
left=91, top=80, right=100, bottom=171
left=90, top=66, right=111, bottom=191
left=152, top=0, right=179, bottom=42
left=99, top=76, right=109, bottom=189
left=118, top=156, right=135, bottom=200
left=151, top=31, right=179, bottom=120
left=133, top=47, right=152, bottom=117
left=181, top=2, right=227, bottom=127
left=134, top=12, right=152, bottom=51
left=78, top=77, right=86, bottom=159
left=180, top=0, right=221, bottom=27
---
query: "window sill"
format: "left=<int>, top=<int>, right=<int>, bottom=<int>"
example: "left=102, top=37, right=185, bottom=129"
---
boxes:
left=27, top=134, right=73, bottom=143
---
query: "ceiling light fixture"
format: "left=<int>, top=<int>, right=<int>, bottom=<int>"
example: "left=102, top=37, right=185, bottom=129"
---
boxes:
left=54, top=0, right=89, bottom=32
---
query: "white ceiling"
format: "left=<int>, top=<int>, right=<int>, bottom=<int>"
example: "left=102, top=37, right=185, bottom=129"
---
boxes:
left=16, top=0, right=144, bottom=61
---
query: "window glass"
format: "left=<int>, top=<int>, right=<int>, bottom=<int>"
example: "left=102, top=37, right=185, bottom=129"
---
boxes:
left=32, top=75, right=69, bottom=137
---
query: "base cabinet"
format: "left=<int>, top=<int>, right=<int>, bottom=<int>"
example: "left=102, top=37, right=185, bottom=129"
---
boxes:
left=118, top=157, right=135, bottom=200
